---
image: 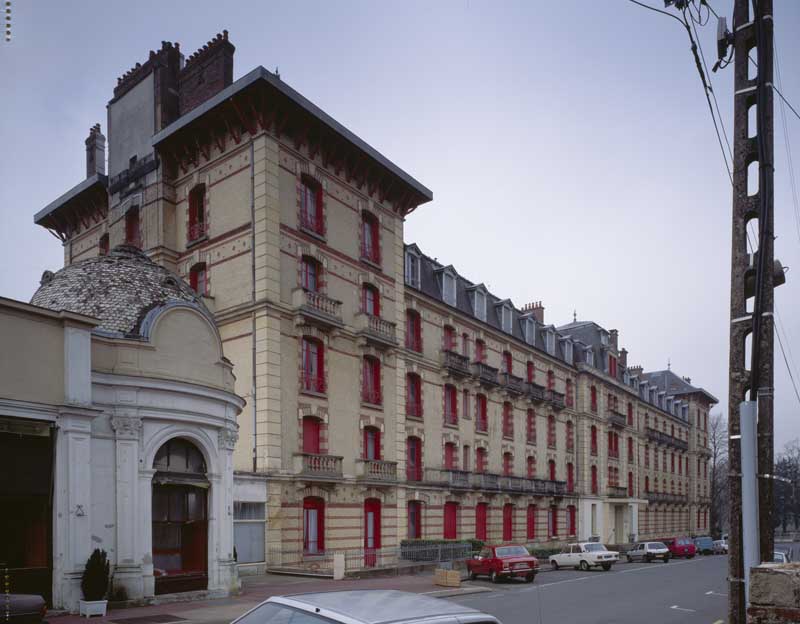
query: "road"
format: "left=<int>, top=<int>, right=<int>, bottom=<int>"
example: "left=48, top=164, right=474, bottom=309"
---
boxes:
left=447, top=555, right=729, bottom=624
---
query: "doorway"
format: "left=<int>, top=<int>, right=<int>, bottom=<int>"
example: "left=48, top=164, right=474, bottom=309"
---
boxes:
left=364, top=499, right=381, bottom=567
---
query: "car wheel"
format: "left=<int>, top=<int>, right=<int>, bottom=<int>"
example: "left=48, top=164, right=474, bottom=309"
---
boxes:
left=491, top=570, right=499, bottom=583
left=525, top=573, right=535, bottom=583
left=663, top=556, right=669, bottom=563
left=645, top=554, right=652, bottom=563
left=601, top=563, right=612, bottom=571
left=627, top=555, right=633, bottom=563
left=579, top=560, right=589, bottom=572
left=687, top=554, right=695, bottom=559
left=551, top=561, right=559, bottom=570
left=469, top=571, right=478, bottom=580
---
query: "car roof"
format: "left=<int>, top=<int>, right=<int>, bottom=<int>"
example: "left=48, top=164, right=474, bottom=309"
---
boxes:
left=274, top=591, right=487, bottom=624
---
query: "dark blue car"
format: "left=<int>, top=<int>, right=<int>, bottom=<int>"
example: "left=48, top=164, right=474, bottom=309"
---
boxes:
left=694, top=536, right=714, bottom=555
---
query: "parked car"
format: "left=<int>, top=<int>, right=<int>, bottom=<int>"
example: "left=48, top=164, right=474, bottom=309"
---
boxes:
left=232, top=590, right=502, bottom=624
left=712, top=540, right=728, bottom=554
left=661, top=537, right=696, bottom=558
left=5, top=594, right=47, bottom=624
left=773, top=550, right=791, bottom=564
left=694, top=536, right=715, bottom=555
left=467, top=544, right=539, bottom=583
left=626, top=541, right=670, bottom=563
left=548, top=542, right=619, bottom=571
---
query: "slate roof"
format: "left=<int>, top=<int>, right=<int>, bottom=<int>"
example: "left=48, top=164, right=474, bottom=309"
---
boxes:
left=641, top=369, right=719, bottom=404
left=30, top=245, right=210, bottom=338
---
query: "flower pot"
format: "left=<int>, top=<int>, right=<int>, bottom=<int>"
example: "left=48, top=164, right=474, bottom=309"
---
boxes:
left=79, top=599, right=108, bottom=618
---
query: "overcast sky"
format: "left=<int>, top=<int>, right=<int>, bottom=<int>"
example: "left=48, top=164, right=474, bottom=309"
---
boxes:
left=1, top=1, right=799, bottom=446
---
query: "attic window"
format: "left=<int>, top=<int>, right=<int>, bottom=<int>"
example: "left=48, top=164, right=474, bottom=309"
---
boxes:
left=500, top=305, right=512, bottom=333
left=545, top=331, right=556, bottom=355
left=586, top=348, right=594, bottom=367
left=405, top=250, right=420, bottom=288
left=564, top=340, right=573, bottom=365
left=600, top=331, right=609, bottom=346
left=472, top=290, right=486, bottom=321
left=524, top=317, right=535, bottom=345
left=442, top=272, right=457, bottom=306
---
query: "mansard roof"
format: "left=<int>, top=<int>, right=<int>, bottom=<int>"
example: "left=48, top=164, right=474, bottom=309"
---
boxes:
left=641, top=369, right=719, bottom=405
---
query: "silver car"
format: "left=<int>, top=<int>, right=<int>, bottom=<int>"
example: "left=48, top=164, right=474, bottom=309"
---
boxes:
left=626, top=542, right=670, bottom=563
left=712, top=540, right=728, bottom=554
left=233, top=591, right=502, bottom=624
left=773, top=550, right=791, bottom=564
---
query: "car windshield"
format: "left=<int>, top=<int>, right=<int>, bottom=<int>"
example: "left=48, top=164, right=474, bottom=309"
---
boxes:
left=651, top=542, right=667, bottom=549
left=495, top=546, right=529, bottom=558
left=237, top=603, right=335, bottom=624
left=584, top=544, right=606, bottom=552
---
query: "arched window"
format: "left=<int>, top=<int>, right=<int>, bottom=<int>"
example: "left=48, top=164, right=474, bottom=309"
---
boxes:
left=406, top=372, right=422, bottom=418
left=591, top=425, right=598, bottom=456
left=548, top=459, right=556, bottom=481
left=407, top=501, right=422, bottom=539
left=590, top=385, right=597, bottom=412
left=301, top=337, right=325, bottom=393
left=548, top=505, right=559, bottom=537
left=406, top=436, right=422, bottom=481
left=476, top=447, right=487, bottom=473
left=503, top=452, right=513, bottom=476
left=361, top=211, right=380, bottom=264
left=405, top=309, right=422, bottom=352
left=567, top=462, right=574, bottom=492
left=362, top=283, right=380, bottom=316
left=443, top=325, right=456, bottom=351
left=188, top=184, right=207, bottom=242
left=363, top=426, right=381, bottom=460
left=591, top=465, right=598, bottom=494
left=503, top=504, right=514, bottom=541
left=444, top=384, right=457, bottom=425
left=566, top=421, right=574, bottom=451
left=362, top=355, right=381, bottom=405
left=301, top=256, right=321, bottom=292
left=189, top=262, right=207, bottom=295
left=299, top=175, right=324, bottom=235
left=475, top=394, right=488, bottom=432
left=502, top=402, right=513, bottom=438
left=303, top=497, right=325, bottom=553
left=302, top=416, right=322, bottom=454
left=502, top=351, right=513, bottom=374
left=547, top=415, right=556, bottom=448
left=462, top=444, right=471, bottom=471
left=99, top=233, right=109, bottom=256
left=444, top=442, right=457, bottom=469
left=154, top=438, right=207, bottom=474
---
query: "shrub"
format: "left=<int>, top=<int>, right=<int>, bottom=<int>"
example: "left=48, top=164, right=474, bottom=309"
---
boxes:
left=81, top=549, right=110, bottom=601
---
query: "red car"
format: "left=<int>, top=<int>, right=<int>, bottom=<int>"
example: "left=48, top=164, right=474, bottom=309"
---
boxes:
left=661, top=536, right=696, bottom=559
left=467, top=544, right=539, bottom=583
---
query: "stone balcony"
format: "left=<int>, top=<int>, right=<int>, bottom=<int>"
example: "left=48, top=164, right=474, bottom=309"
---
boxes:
left=500, top=372, right=525, bottom=396
left=608, top=410, right=627, bottom=429
left=647, top=427, right=689, bottom=451
left=525, top=381, right=546, bottom=403
left=647, top=491, right=685, bottom=504
left=293, top=453, right=343, bottom=480
left=356, top=459, right=398, bottom=483
left=441, top=349, right=471, bottom=377
left=424, top=468, right=471, bottom=489
left=355, top=313, right=397, bottom=348
left=607, top=486, right=629, bottom=498
left=547, top=390, right=566, bottom=410
left=472, top=362, right=499, bottom=387
left=292, top=288, right=343, bottom=330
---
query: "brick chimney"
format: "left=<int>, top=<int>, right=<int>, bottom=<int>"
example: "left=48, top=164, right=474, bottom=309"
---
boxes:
left=85, top=124, right=106, bottom=177
left=628, top=364, right=643, bottom=377
left=179, top=30, right=235, bottom=116
left=522, top=301, right=545, bottom=324
left=619, top=347, right=628, bottom=369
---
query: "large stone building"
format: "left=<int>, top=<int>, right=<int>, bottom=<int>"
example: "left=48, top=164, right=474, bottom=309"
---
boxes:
left=28, top=31, right=715, bottom=576
left=0, top=247, right=244, bottom=610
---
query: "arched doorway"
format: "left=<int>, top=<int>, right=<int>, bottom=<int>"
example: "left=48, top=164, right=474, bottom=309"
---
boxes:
left=152, top=438, right=209, bottom=595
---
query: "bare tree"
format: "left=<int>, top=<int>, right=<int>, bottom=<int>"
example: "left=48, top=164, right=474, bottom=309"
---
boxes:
left=709, top=413, right=729, bottom=537
left=774, top=439, right=800, bottom=535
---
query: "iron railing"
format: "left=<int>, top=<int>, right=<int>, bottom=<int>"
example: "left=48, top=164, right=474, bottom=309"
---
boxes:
left=525, top=381, right=546, bottom=403
left=500, top=372, right=525, bottom=395
left=442, top=350, right=471, bottom=376
left=472, top=362, right=499, bottom=386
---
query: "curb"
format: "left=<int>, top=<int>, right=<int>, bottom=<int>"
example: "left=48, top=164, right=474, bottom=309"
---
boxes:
left=424, top=587, right=493, bottom=598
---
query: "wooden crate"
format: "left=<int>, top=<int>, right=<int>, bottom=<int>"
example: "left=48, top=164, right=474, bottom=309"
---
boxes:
left=434, top=568, right=461, bottom=587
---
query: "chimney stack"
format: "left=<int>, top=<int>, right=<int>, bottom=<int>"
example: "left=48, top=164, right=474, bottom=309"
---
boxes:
left=179, top=30, right=235, bottom=116
left=85, top=124, right=106, bottom=177
left=522, top=301, right=545, bottom=324
left=619, top=347, right=628, bottom=369
left=629, top=364, right=643, bottom=377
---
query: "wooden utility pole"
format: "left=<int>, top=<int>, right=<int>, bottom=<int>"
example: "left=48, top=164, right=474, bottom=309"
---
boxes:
left=728, top=0, right=775, bottom=622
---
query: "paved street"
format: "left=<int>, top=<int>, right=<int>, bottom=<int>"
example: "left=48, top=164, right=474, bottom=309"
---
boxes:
left=448, top=555, right=729, bottom=624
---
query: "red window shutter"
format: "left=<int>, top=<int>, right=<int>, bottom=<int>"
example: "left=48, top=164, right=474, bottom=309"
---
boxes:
left=527, top=361, right=534, bottom=383
left=549, top=460, right=556, bottom=481
left=503, top=504, right=513, bottom=541
left=567, top=463, right=574, bottom=492
left=445, top=444, right=454, bottom=469
left=527, top=505, right=536, bottom=539
left=444, top=502, right=457, bottom=539
left=568, top=506, right=576, bottom=535
left=476, top=503, right=487, bottom=540
left=591, top=466, right=598, bottom=493
left=303, top=418, right=320, bottom=454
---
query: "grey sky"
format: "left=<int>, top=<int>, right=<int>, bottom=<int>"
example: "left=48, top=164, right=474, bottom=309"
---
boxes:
left=1, top=1, right=799, bottom=446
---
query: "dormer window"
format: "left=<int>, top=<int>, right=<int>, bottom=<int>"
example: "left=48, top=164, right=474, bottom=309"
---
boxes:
left=405, top=250, right=421, bottom=288
left=563, top=340, right=573, bottom=365
left=442, top=271, right=457, bottom=306
left=500, top=304, right=512, bottom=333
left=523, top=317, right=535, bottom=345
left=545, top=331, right=555, bottom=355
left=600, top=331, right=609, bottom=346
left=585, top=348, right=594, bottom=367
left=471, top=288, right=487, bottom=321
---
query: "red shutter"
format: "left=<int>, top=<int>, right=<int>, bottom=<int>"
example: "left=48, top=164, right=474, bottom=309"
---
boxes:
left=445, top=444, right=455, bottom=469
left=444, top=502, right=457, bottom=539
left=303, top=418, right=320, bottom=454
left=549, top=460, right=556, bottom=481
left=591, top=466, right=598, bottom=494
left=628, top=472, right=634, bottom=497
left=527, top=505, right=536, bottom=539
left=503, top=504, right=513, bottom=541
left=567, top=463, right=574, bottom=492
left=475, top=503, right=487, bottom=541
left=568, top=506, right=576, bottom=536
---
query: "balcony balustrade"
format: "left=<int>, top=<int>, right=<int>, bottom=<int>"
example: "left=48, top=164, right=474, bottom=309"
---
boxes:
left=356, top=459, right=397, bottom=482
left=356, top=313, right=397, bottom=348
left=608, top=410, right=627, bottom=428
left=292, top=288, right=343, bottom=330
left=441, top=350, right=471, bottom=377
left=646, top=427, right=689, bottom=451
left=607, top=486, right=629, bottom=498
left=293, top=453, right=343, bottom=479
left=547, top=390, right=566, bottom=410
left=472, top=362, right=499, bottom=387
left=500, top=372, right=524, bottom=395
left=424, top=468, right=471, bottom=489
left=525, top=381, right=546, bottom=403
left=647, top=491, right=686, bottom=504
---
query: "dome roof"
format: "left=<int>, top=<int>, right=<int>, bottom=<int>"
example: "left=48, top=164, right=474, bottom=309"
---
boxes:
left=31, top=245, right=211, bottom=337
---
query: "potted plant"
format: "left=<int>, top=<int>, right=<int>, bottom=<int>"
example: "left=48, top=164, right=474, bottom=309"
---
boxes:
left=79, top=549, right=110, bottom=618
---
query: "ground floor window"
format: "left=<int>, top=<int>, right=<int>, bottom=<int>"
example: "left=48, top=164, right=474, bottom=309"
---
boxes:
left=548, top=505, right=558, bottom=537
left=234, top=502, right=265, bottom=564
left=444, top=502, right=458, bottom=539
left=526, top=505, right=536, bottom=540
left=408, top=501, right=422, bottom=539
left=475, top=503, right=488, bottom=541
left=303, top=497, right=325, bottom=554
left=503, top=504, right=514, bottom=541
left=567, top=505, right=576, bottom=536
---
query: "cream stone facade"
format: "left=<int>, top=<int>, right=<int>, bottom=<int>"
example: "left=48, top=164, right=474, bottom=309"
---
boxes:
left=30, top=32, right=715, bottom=578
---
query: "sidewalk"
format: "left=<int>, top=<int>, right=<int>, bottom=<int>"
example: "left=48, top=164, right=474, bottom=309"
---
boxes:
left=51, top=571, right=467, bottom=624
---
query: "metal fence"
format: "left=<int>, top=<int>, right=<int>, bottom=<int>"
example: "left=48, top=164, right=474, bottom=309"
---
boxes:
left=267, top=542, right=474, bottom=575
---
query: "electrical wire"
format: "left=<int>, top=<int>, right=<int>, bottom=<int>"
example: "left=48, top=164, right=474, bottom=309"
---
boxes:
left=774, top=36, right=800, bottom=245
left=748, top=55, right=800, bottom=125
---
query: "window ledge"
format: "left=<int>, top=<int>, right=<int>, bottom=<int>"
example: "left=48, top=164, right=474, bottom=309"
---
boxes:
left=444, top=422, right=459, bottom=430
left=299, top=225, right=326, bottom=242
left=360, top=256, right=382, bottom=271
left=475, top=429, right=489, bottom=436
left=406, top=415, right=424, bottom=423
left=301, top=389, right=327, bottom=399
left=361, top=401, right=384, bottom=411
left=187, top=235, right=209, bottom=249
left=503, top=434, right=514, bottom=441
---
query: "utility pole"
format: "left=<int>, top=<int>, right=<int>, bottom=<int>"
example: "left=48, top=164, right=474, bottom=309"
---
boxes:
left=727, top=0, right=776, bottom=622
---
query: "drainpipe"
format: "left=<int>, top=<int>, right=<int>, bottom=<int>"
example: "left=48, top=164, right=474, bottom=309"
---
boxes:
left=250, top=139, right=257, bottom=473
